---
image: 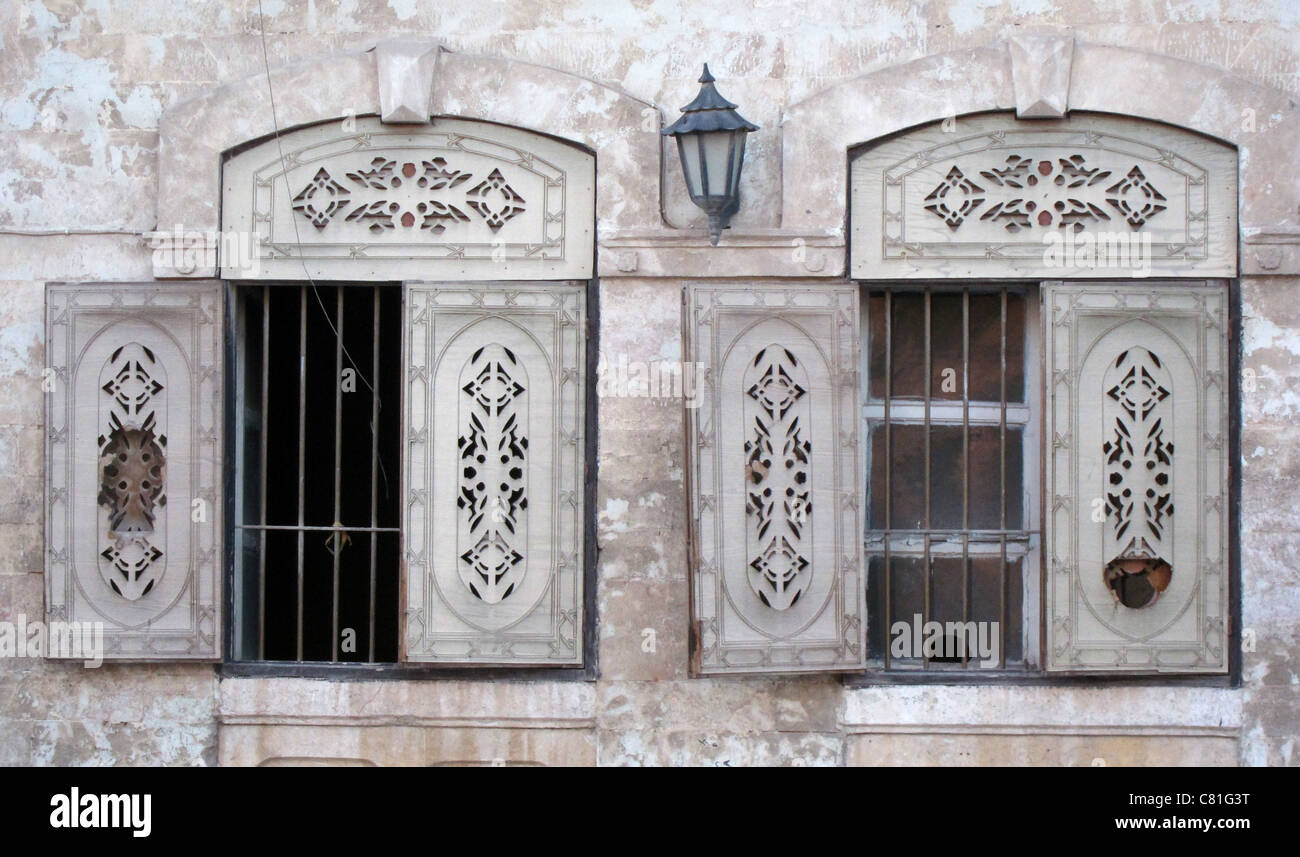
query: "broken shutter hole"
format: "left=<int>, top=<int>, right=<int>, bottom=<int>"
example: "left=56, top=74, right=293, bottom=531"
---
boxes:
left=1104, top=557, right=1172, bottom=609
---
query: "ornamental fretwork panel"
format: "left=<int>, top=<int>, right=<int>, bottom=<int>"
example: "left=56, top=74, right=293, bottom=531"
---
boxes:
left=744, top=346, right=815, bottom=610
left=222, top=117, right=595, bottom=281
left=851, top=114, right=1238, bottom=279
left=1044, top=282, right=1228, bottom=673
left=404, top=284, right=585, bottom=665
left=685, top=285, right=865, bottom=675
left=457, top=344, right=530, bottom=604
left=45, top=283, right=223, bottom=660
left=97, top=343, right=168, bottom=601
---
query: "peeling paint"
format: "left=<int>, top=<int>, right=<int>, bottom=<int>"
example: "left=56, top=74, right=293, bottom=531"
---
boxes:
left=0, top=0, right=1298, bottom=768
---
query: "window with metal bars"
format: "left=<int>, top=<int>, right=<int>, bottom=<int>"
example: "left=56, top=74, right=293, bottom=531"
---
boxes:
left=230, top=284, right=403, bottom=663
left=862, top=285, right=1041, bottom=672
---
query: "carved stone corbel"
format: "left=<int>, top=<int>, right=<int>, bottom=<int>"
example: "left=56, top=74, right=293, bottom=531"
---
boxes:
left=1007, top=32, right=1075, bottom=119
left=375, top=40, right=440, bottom=124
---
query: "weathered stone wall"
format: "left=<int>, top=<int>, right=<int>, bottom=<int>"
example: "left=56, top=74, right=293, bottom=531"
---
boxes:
left=1, top=0, right=1297, bottom=765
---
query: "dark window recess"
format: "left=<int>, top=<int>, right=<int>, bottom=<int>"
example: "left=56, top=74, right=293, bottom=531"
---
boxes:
left=233, top=285, right=402, bottom=663
left=863, top=286, right=1032, bottom=672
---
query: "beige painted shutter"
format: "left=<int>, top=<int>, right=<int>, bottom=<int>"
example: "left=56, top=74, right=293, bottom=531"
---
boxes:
left=45, top=282, right=224, bottom=660
left=685, top=284, right=865, bottom=675
left=403, top=283, right=585, bottom=665
left=1044, top=282, right=1229, bottom=673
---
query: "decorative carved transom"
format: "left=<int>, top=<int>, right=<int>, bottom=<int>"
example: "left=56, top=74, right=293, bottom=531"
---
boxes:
left=291, top=157, right=525, bottom=235
left=923, top=155, right=1168, bottom=233
left=465, top=168, right=527, bottom=231
left=290, top=168, right=352, bottom=228
left=852, top=115, right=1236, bottom=280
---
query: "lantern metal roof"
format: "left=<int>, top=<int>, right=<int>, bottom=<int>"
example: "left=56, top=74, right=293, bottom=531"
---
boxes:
left=662, top=65, right=759, bottom=136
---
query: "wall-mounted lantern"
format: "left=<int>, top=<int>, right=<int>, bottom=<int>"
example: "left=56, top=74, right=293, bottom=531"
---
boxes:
left=662, top=64, right=759, bottom=245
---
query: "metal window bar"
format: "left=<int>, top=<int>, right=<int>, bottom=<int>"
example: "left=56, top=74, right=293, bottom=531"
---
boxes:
left=258, top=287, right=270, bottom=660
left=866, top=284, right=1031, bottom=671
left=296, top=285, right=306, bottom=661
left=331, top=288, right=343, bottom=661
left=1000, top=288, right=1008, bottom=669
left=368, top=288, right=380, bottom=663
left=961, top=287, right=969, bottom=666
left=238, top=285, right=399, bottom=663
left=923, top=290, right=932, bottom=672
left=882, top=290, right=893, bottom=670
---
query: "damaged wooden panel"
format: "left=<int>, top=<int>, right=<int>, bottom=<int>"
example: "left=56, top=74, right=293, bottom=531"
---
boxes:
left=45, top=282, right=223, bottom=660
left=684, top=284, right=865, bottom=675
left=1044, top=282, right=1229, bottom=673
left=403, top=284, right=585, bottom=665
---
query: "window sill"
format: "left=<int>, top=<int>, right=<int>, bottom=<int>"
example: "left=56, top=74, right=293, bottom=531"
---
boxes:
left=220, top=660, right=597, bottom=683
left=841, top=670, right=1239, bottom=689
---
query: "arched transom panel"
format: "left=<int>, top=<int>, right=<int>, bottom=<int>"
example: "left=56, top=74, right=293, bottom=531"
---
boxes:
left=221, top=116, right=595, bottom=281
left=850, top=113, right=1237, bottom=280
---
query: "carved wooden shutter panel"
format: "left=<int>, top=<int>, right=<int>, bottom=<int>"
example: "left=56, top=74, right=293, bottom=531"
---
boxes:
left=685, top=284, right=866, bottom=675
left=45, top=282, right=224, bottom=660
left=403, top=283, right=585, bottom=665
left=1044, top=282, right=1229, bottom=673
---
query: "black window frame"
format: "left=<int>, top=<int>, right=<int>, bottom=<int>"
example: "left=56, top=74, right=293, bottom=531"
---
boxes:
left=845, top=278, right=1242, bottom=688
left=220, top=279, right=602, bottom=682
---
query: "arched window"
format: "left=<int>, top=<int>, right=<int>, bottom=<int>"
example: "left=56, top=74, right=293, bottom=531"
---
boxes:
left=682, top=112, right=1235, bottom=676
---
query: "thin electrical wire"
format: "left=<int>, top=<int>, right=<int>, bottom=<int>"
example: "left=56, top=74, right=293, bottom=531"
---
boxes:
left=255, top=1, right=390, bottom=501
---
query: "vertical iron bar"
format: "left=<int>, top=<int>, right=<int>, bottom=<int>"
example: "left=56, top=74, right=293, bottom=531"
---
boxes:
left=296, top=286, right=307, bottom=661
left=923, top=289, right=931, bottom=670
left=999, top=288, right=1008, bottom=666
left=1001, top=533, right=1009, bottom=669
left=883, top=291, right=892, bottom=670
left=961, top=287, right=969, bottom=667
left=368, top=289, right=380, bottom=663
left=258, top=287, right=270, bottom=660
left=331, top=288, right=344, bottom=661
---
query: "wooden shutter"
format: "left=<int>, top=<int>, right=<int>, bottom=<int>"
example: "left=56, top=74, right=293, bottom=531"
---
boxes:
left=403, top=283, right=585, bottom=665
left=1044, top=282, right=1229, bottom=673
left=684, top=284, right=865, bottom=675
left=45, top=282, right=224, bottom=660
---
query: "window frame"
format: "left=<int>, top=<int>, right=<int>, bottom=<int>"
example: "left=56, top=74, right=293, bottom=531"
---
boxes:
left=860, top=281, right=1042, bottom=676
left=220, top=279, right=602, bottom=681
left=844, top=278, right=1242, bottom=687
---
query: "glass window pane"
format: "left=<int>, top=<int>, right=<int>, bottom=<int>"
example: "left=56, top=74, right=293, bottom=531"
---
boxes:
left=969, top=425, right=1023, bottom=530
left=868, top=423, right=926, bottom=529
left=969, top=291, right=1025, bottom=403
left=889, top=555, right=926, bottom=666
left=867, top=291, right=886, bottom=400
left=928, top=425, right=966, bottom=530
left=890, top=292, right=926, bottom=398
left=969, top=555, right=1023, bottom=665
left=930, top=292, right=965, bottom=402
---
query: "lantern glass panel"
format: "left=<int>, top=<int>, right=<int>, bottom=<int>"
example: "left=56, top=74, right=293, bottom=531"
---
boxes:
left=700, top=130, right=735, bottom=197
left=678, top=135, right=702, bottom=198
left=729, top=133, right=746, bottom=194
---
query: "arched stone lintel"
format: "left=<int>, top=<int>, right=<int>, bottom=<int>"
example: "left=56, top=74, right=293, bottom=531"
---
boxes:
left=153, top=45, right=661, bottom=277
left=781, top=41, right=1300, bottom=273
